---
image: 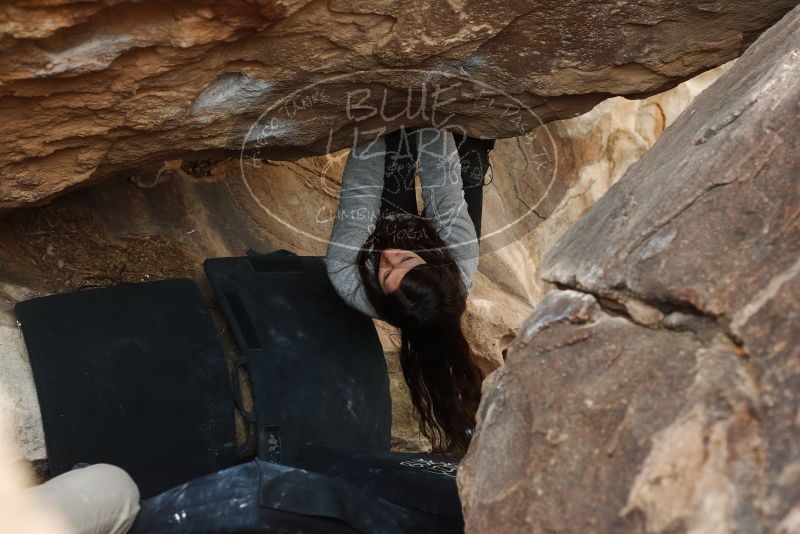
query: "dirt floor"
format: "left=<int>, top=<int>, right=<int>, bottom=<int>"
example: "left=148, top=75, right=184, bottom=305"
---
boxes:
left=1, top=203, right=197, bottom=292
left=0, top=168, right=261, bottom=293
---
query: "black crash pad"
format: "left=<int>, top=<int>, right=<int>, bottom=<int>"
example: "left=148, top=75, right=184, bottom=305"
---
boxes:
left=204, top=255, right=392, bottom=466
left=296, top=445, right=463, bottom=524
left=130, top=459, right=459, bottom=534
left=15, top=279, right=237, bottom=498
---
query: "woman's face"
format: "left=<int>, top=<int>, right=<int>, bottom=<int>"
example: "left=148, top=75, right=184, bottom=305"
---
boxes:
left=378, top=248, right=426, bottom=294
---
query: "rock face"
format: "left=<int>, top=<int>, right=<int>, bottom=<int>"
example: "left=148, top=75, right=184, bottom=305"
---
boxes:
left=0, top=284, right=42, bottom=461
left=459, top=6, right=800, bottom=533
left=1, top=0, right=795, bottom=210
left=478, top=65, right=727, bottom=307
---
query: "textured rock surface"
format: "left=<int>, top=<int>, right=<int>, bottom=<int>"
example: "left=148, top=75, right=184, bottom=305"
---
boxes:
left=462, top=291, right=757, bottom=532
left=0, top=285, right=42, bottom=461
left=0, top=63, right=724, bottom=462
left=479, top=65, right=727, bottom=306
left=1, top=0, right=795, bottom=209
left=459, top=6, right=800, bottom=533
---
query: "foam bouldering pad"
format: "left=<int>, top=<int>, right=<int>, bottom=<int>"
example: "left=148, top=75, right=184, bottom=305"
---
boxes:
left=14, top=279, right=237, bottom=498
left=204, top=255, right=391, bottom=466
left=296, top=445, right=463, bottom=524
left=130, top=459, right=459, bottom=534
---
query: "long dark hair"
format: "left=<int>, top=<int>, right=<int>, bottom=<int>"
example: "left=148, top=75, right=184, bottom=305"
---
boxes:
left=357, top=213, right=483, bottom=455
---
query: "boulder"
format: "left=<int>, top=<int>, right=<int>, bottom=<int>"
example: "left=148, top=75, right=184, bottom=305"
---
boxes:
left=479, top=65, right=727, bottom=305
left=0, top=0, right=795, bottom=209
left=459, top=5, right=800, bottom=533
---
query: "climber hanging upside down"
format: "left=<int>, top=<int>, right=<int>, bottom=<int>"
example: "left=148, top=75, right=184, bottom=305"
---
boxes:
left=325, top=127, right=495, bottom=455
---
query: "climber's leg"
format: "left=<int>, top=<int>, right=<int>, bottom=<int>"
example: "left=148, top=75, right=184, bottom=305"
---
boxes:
left=453, top=133, right=495, bottom=241
left=25, top=463, right=140, bottom=534
left=380, top=127, right=419, bottom=216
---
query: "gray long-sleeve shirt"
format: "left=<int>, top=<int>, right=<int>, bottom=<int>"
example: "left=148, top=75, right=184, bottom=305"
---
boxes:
left=325, top=128, right=479, bottom=319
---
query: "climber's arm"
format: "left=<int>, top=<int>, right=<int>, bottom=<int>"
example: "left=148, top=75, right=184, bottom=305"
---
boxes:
left=325, top=135, right=386, bottom=318
left=416, top=128, right=480, bottom=293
